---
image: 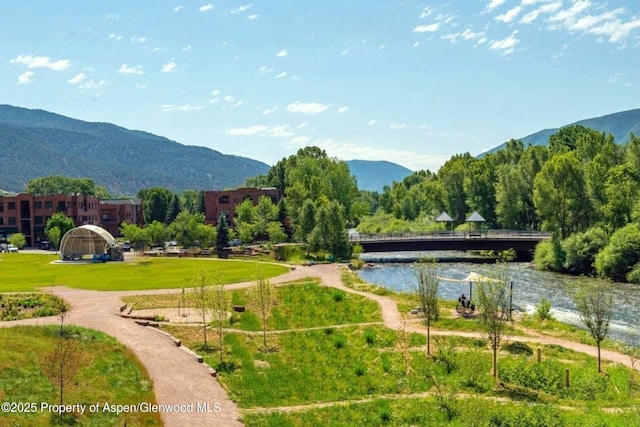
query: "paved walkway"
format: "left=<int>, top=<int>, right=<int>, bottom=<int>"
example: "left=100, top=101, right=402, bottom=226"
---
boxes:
left=2, top=262, right=637, bottom=426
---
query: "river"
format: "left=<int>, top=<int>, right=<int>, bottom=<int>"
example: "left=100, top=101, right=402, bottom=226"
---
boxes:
left=358, top=252, right=640, bottom=347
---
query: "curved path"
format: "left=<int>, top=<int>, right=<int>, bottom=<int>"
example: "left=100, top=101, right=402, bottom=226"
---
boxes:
left=2, top=262, right=637, bottom=426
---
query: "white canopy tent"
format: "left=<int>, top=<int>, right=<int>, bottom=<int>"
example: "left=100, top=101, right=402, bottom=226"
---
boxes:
left=59, top=225, right=117, bottom=261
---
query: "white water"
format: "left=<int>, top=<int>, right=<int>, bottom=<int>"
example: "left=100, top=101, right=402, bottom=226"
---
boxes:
left=357, top=255, right=640, bottom=347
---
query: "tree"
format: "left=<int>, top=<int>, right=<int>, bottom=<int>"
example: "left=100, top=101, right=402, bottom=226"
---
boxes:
left=210, top=280, right=229, bottom=363
left=252, top=266, right=276, bottom=350
left=216, top=213, right=230, bottom=251
left=298, top=199, right=316, bottom=244
left=25, top=176, right=110, bottom=198
left=119, top=222, right=149, bottom=249
left=46, top=227, right=61, bottom=252
left=45, top=213, right=75, bottom=244
left=594, top=223, right=640, bottom=282
left=414, top=259, right=440, bottom=355
left=267, top=221, right=286, bottom=244
left=254, top=196, right=278, bottom=237
left=181, top=190, right=204, bottom=214
left=138, top=187, right=173, bottom=224
left=170, top=212, right=214, bottom=248
left=8, top=232, right=26, bottom=249
left=166, top=194, right=182, bottom=223
left=41, top=312, right=83, bottom=421
left=571, top=281, right=613, bottom=373
left=475, top=267, right=513, bottom=382
left=191, top=269, right=213, bottom=349
left=533, top=152, right=588, bottom=238
left=146, top=220, right=170, bottom=247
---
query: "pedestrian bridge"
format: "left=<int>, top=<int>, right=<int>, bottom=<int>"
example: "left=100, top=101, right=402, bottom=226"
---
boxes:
left=349, top=230, right=551, bottom=259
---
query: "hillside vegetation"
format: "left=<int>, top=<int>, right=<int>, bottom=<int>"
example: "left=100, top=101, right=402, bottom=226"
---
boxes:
left=0, top=105, right=270, bottom=196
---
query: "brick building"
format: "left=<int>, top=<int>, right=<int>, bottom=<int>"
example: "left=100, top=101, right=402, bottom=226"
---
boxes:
left=0, top=194, right=143, bottom=246
left=203, top=187, right=281, bottom=225
left=98, top=198, right=144, bottom=237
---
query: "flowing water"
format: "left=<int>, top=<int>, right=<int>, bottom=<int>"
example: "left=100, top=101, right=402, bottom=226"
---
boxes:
left=358, top=252, right=640, bottom=347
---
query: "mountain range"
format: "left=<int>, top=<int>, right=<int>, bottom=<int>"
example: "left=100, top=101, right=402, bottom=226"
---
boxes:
left=0, top=105, right=413, bottom=196
left=481, top=108, right=640, bottom=156
left=2, top=104, right=636, bottom=196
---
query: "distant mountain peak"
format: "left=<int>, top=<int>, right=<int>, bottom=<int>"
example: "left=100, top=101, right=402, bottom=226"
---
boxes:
left=346, top=160, right=412, bottom=192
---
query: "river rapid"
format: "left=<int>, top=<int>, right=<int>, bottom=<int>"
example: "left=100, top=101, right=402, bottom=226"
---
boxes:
left=358, top=252, right=640, bottom=347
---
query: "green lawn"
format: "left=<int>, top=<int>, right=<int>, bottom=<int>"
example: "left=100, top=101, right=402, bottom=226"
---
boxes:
left=0, top=325, right=161, bottom=426
left=0, top=253, right=289, bottom=291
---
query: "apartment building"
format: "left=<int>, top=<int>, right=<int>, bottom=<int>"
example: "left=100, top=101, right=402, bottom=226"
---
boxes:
left=203, top=187, right=281, bottom=225
left=0, top=194, right=142, bottom=246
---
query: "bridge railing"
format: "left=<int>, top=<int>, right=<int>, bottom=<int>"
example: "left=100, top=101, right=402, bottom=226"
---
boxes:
left=349, top=229, right=551, bottom=242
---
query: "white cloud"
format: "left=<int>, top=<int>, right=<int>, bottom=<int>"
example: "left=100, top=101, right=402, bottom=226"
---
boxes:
left=80, top=79, right=108, bottom=90
left=443, top=28, right=487, bottom=44
left=341, top=48, right=350, bottom=56
left=367, top=119, right=376, bottom=126
left=490, top=31, right=520, bottom=55
left=413, top=41, right=420, bottom=48
left=10, top=54, right=71, bottom=71
left=548, top=0, right=591, bottom=24
left=588, top=17, right=640, bottom=43
left=161, top=62, right=177, bottom=73
left=420, top=6, right=433, bottom=19
left=259, top=65, right=274, bottom=75
left=227, top=124, right=293, bottom=137
left=160, top=104, right=206, bottom=112
left=545, top=1, right=640, bottom=43
left=174, top=6, right=183, bottom=12
left=311, top=139, right=447, bottom=171
left=68, top=73, right=86, bottom=85
left=276, top=49, right=288, bottom=57
left=297, top=122, right=308, bottom=129
left=130, top=36, right=147, bottom=44
left=412, top=23, right=441, bottom=33
left=485, top=0, right=507, bottom=12
left=224, top=95, right=243, bottom=108
left=337, top=106, right=349, bottom=113
left=520, top=2, right=562, bottom=24
left=286, top=101, right=330, bottom=115
left=108, top=33, right=123, bottom=41
left=247, top=14, right=259, bottom=20
left=287, top=136, right=311, bottom=147
left=199, top=4, right=213, bottom=12
left=262, top=106, right=277, bottom=115
left=17, top=71, right=35, bottom=84
left=390, top=123, right=407, bottom=130
left=275, top=71, right=287, bottom=79
left=231, top=4, right=252, bottom=14
left=118, top=64, right=144, bottom=75
left=495, top=6, right=522, bottom=23
left=227, top=125, right=268, bottom=135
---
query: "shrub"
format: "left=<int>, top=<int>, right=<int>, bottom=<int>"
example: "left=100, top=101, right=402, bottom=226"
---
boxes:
left=562, top=226, right=608, bottom=275
left=503, top=342, right=534, bottom=356
left=333, top=334, right=347, bottom=349
left=363, top=328, right=377, bottom=346
left=535, top=297, right=553, bottom=321
left=332, top=290, right=345, bottom=302
left=595, top=223, right=640, bottom=282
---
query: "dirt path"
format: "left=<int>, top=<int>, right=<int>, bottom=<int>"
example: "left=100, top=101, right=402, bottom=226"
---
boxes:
left=2, top=261, right=637, bottom=426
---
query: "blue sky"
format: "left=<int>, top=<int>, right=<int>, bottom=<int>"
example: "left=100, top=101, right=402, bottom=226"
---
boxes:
left=2, top=0, right=639, bottom=171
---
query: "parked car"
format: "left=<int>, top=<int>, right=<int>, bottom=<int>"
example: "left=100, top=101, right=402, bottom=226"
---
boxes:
left=7, top=244, right=19, bottom=253
left=121, top=241, right=131, bottom=252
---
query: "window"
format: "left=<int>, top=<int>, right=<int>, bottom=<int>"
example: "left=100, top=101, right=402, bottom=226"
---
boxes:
left=0, top=218, right=3, bottom=225
left=34, top=201, right=42, bottom=209
left=35, top=216, right=43, bottom=225
left=102, top=213, right=109, bottom=221
left=218, top=195, right=229, bottom=204
left=57, top=201, right=66, bottom=211
left=0, top=202, right=3, bottom=212
left=45, top=201, right=53, bottom=209
left=8, top=202, right=15, bottom=210
left=8, top=217, right=16, bottom=225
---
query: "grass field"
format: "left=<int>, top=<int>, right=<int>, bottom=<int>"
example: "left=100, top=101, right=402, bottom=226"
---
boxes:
left=0, top=253, right=289, bottom=291
left=0, top=325, right=161, bottom=426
